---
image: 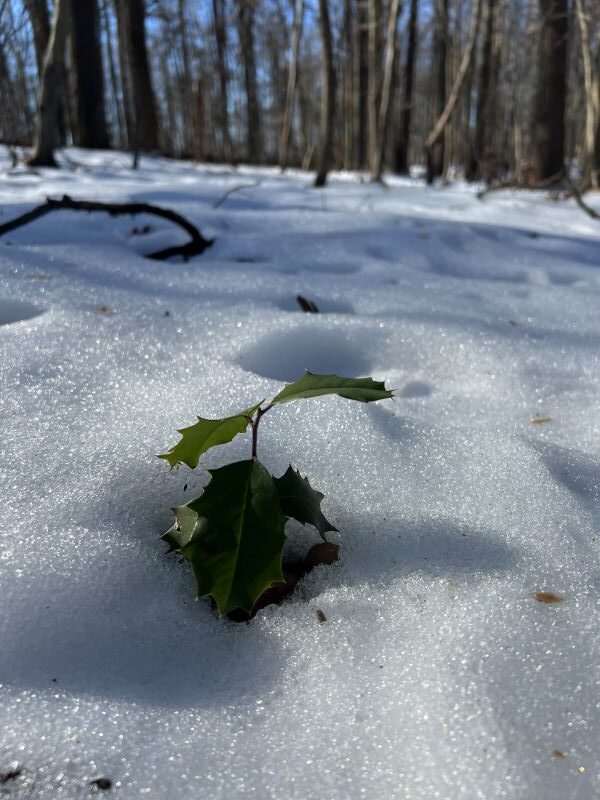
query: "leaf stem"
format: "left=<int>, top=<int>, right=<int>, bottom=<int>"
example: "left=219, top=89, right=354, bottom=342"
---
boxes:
left=250, top=403, right=273, bottom=461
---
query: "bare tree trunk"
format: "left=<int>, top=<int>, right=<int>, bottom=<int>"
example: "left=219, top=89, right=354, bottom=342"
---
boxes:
left=70, top=0, right=111, bottom=149
left=341, top=0, right=354, bottom=168
left=467, top=0, right=504, bottom=181
left=574, top=0, right=596, bottom=186
left=279, top=0, right=304, bottom=169
left=237, top=0, right=262, bottom=163
left=193, top=76, right=205, bottom=161
left=177, top=0, right=195, bottom=156
left=394, top=0, right=417, bottom=174
left=117, top=0, right=160, bottom=153
left=425, top=0, right=480, bottom=155
left=102, top=0, right=126, bottom=148
left=357, top=0, right=368, bottom=169
left=427, top=0, right=448, bottom=183
left=24, top=0, right=51, bottom=75
left=28, top=0, right=69, bottom=166
left=212, top=0, right=233, bottom=161
left=159, top=52, right=176, bottom=156
left=114, top=0, right=133, bottom=148
left=314, top=0, right=335, bottom=186
left=371, top=0, right=403, bottom=180
left=0, top=43, right=21, bottom=144
left=366, top=0, right=381, bottom=172
left=531, top=0, right=568, bottom=180
left=595, top=46, right=600, bottom=182
left=267, top=1, right=288, bottom=150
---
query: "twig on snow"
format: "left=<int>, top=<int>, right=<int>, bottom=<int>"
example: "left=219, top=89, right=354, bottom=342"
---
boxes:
left=212, top=180, right=262, bottom=209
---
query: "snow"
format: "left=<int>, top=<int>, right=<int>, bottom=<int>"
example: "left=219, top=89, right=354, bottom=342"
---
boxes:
left=1, top=148, right=600, bottom=799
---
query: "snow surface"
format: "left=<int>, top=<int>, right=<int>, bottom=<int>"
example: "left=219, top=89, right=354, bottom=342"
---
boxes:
left=1, top=149, right=600, bottom=799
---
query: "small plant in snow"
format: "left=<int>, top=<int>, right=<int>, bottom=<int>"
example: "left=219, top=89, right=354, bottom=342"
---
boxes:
left=159, top=371, right=393, bottom=616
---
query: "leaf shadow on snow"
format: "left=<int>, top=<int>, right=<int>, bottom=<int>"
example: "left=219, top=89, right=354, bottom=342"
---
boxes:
left=0, top=459, right=288, bottom=710
left=0, top=557, right=287, bottom=710
left=527, top=438, right=600, bottom=506
left=1, top=449, right=517, bottom=712
left=296, top=515, right=519, bottom=602
left=364, top=405, right=422, bottom=444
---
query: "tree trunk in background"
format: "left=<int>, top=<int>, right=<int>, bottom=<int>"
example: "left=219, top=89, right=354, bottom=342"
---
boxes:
left=595, top=46, right=600, bottom=183
left=466, top=0, right=494, bottom=179
left=267, top=1, right=288, bottom=146
left=0, top=43, right=21, bottom=143
left=425, top=0, right=480, bottom=163
left=367, top=0, right=380, bottom=172
left=29, top=0, right=69, bottom=166
left=193, top=77, right=205, bottom=160
left=212, top=0, right=233, bottom=161
left=595, top=114, right=600, bottom=187
left=70, top=0, right=110, bottom=148
left=341, top=0, right=354, bottom=168
left=114, top=0, right=133, bottom=148
left=426, top=0, right=448, bottom=183
left=102, top=0, right=127, bottom=149
left=177, top=0, right=195, bottom=156
left=531, top=0, right=568, bottom=180
left=237, top=0, right=262, bottom=163
left=372, top=0, right=402, bottom=180
left=25, top=0, right=68, bottom=145
left=574, top=0, right=596, bottom=186
left=118, top=0, right=160, bottom=153
left=314, top=0, right=335, bottom=186
left=394, top=0, right=417, bottom=174
left=279, top=0, right=304, bottom=169
left=24, top=0, right=51, bottom=75
left=357, top=0, right=368, bottom=169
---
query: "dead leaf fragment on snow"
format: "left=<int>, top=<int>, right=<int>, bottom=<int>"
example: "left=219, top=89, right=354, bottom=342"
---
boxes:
left=316, top=609, right=327, bottom=623
left=0, top=767, right=22, bottom=784
left=304, top=542, right=340, bottom=572
left=534, top=591, right=565, bottom=604
left=530, top=415, right=553, bottom=425
left=297, top=295, right=319, bottom=313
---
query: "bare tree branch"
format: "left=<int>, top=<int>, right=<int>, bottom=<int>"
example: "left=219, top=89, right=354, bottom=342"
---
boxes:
left=0, top=194, right=213, bottom=259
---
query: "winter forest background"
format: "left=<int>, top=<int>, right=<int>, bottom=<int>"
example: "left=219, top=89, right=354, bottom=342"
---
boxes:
left=1, top=0, right=599, bottom=185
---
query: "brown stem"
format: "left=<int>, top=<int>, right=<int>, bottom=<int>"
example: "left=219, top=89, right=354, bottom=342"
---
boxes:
left=250, top=403, right=273, bottom=461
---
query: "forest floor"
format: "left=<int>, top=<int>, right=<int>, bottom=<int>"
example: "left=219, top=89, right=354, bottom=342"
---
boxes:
left=1, top=149, right=600, bottom=799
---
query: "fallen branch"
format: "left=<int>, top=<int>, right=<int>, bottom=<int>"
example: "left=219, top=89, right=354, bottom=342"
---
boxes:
left=0, top=194, right=213, bottom=260
left=476, top=168, right=600, bottom=222
left=476, top=169, right=565, bottom=199
left=563, top=173, right=600, bottom=220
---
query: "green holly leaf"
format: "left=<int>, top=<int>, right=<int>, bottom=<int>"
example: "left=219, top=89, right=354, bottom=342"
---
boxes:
left=162, top=504, right=204, bottom=552
left=274, top=466, right=337, bottom=540
left=158, top=403, right=261, bottom=469
left=163, top=459, right=286, bottom=615
left=271, top=371, right=393, bottom=405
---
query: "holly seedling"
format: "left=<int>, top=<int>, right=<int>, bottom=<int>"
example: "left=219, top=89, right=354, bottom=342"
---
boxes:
left=159, top=371, right=393, bottom=616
